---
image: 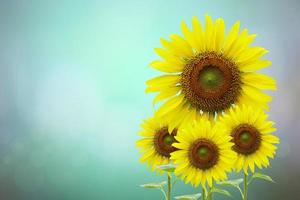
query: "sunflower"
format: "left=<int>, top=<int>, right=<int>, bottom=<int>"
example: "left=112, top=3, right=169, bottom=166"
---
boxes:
left=136, top=114, right=180, bottom=172
left=218, top=105, right=279, bottom=173
left=170, top=118, right=236, bottom=187
left=146, top=15, right=276, bottom=129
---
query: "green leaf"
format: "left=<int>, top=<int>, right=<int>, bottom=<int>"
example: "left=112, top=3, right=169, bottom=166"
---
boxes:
left=210, top=188, right=232, bottom=197
left=174, top=193, right=201, bottom=200
left=217, top=179, right=243, bottom=187
left=156, top=163, right=176, bottom=172
left=140, top=181, right=167, bottom=189
left=252, top=173, right=275, bottom=183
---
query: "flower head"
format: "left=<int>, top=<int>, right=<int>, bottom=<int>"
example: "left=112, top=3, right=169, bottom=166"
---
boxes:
left=218, top=105, right=279, bottom=173
left=170, top=118, right=236, bottom=187
left=146, top=15, right=276, bottom=131
left=136, top=114, right=178, bottom=173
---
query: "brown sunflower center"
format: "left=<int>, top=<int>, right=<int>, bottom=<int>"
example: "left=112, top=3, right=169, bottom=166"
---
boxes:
left=189, top=139, right=219, bottom=170
left=181, top=52, right=241, bottom=113
left=154, top=127, right=177, bottom=157
left=231, top=124, right=261, bottom=155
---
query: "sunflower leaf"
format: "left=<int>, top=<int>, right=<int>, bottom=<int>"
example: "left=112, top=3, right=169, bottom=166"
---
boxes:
left=210, top=188, right=232, bottom=197
left=252, top=173, right=275, bottom=183
left=217, top=178, right=243, bottom=187
left=140, top=181, right=167, bottom=189
left=174, top=193, right=202, bottom=200
left=217, top=179, right=244, bottom=198
left=156, top=163, right=176, bottom=172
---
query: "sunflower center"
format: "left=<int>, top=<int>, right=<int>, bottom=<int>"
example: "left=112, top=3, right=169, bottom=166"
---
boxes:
left=198, top=65, right=224, bottom=90
left=154, top=127, right=177, bottom=157
left=240, top=131, right=252, bottom=143
left=197, top=146, right=209, bottom=157
left=163, top=134, right=175, bottom=146
left=189, top=139, right=219, bottom=170
left=181, top=52, right=241, bottom=113
left=232, top=124, right=261, bottom=155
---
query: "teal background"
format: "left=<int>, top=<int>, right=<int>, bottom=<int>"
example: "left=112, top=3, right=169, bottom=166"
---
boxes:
left=0, top=0, right=299, bottom=199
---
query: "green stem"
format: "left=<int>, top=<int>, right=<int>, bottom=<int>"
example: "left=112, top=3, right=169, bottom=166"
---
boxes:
left=167, top=173, right=171, bottom=200
left=202, top=186, right=206, bottom=200
left=243, top=172, right=248, bottom=200
left=207, top=190, right=210, bottom=200
left=207, top=184, right=213, bottom=200
left=160, top=188, right=167, bottom=200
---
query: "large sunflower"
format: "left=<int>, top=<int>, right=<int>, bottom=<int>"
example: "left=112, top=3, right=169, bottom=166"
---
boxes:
left=218, top=105, right=279, bottom=173
left=146, top=15, right=276, bottom=129
left=170, top=118, right=236, bottom=187
left=136, top=114, right=179, bottom=172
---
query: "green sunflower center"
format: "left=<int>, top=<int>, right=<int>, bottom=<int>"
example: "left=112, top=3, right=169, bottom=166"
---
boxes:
left=154, top=127, right=178, bottom=157
left=239, top=131, right=252, bottom=143
left=197, top=146, right=209, bottom=157
left=163, top=134, right=175, bottom=146
left=198, top=66, right=223, bottom=90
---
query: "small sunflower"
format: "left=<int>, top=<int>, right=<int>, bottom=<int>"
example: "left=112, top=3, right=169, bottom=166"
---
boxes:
left=218, top=105, right=279, bottom=173
left=136, top=114, right=179, bottom=172
left=170, top=118, right=236, bottom=187
left=146, top=15, right=276, bottom=129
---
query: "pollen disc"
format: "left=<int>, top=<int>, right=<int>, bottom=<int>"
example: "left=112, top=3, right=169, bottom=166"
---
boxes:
left=189, top=139, right=219, bottom=170
left=154, top=127, right=177, bottom=157
left=232, top=124, right=261, bottom=155
left=181, top=52, right=241, bottom=113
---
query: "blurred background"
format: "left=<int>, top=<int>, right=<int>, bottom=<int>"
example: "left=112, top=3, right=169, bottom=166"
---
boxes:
left=0, top=0, right=299, bottom=199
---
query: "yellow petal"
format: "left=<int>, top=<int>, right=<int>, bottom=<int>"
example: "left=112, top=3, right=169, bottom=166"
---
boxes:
left=154, top=48, right=184, bottom=65
left=153, top=86, right=181, bottom=105
left=136, top=138, right=153, bottom=147
left=226, top=30, right=257, bottom=59
left=262, top=134, right=279, bottom=144
left=146, top=75, right=180, bottom=93
left=242, top=85, right=272, bottom=109
left=169, top=34, right=194, bottom=57
left=243, top=73, right=277, bottom=90
left=214, top=18, right=225, bottom=52
left=248, top=158, right=255, bottom=173
left=146, top=74, right=180, bottom=86
left=181, top=20, right=198, bottom=49
left=140, top=149, right=155, bottom=162
left=239, top=60, right=272, bottom=72
left=149, top=60, right=183, bottom=73
left=156, top=95, right=185, bottom=117
left=205, top=14, right=215, bottom=51
left=225, top=29, right=248, bottom=58
left=236, top=47, right=269, bottom=65
left=224, top=21, right=240, bottom=52
left=167, top=105, right=191, bottom=133
left=191, top=16, right=205, bottom=51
